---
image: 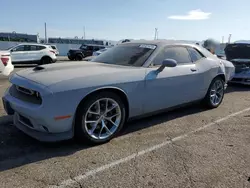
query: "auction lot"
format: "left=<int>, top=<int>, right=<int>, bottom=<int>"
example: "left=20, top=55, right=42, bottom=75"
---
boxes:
left=0, top=62, right=250, bottom=188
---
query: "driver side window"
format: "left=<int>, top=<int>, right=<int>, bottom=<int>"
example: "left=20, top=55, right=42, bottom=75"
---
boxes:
left=152, top=46, right=192, bottom=66
left=12, top=45, right=25, bottom=52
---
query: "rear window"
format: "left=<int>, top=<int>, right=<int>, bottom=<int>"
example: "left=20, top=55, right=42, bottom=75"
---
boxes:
left=91, top=43, right=156, bottom=67
left=50, top=46, right=56, bottom=49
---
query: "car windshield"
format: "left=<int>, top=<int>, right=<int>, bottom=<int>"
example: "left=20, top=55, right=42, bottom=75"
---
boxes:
left=5, top=45, right=15, bottom=50
left=91, top=43, right=156, bottom=67
left=80, top=45, right=87, bottom=49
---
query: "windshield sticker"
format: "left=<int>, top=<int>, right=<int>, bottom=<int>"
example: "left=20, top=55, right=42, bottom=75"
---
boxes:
left=139, top=44, right=156, bottom=50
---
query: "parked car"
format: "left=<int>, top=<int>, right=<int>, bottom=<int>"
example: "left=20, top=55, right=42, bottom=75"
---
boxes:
left=2, top=40, right=235, bottom=144
left=92, top=47, right=110, bottom=56
left=224, top=42, right=250, bottom=85
left=48, top=44, right=59, bottom=56
left=7, top=43, right=57, bottom=65
left=67, top=44, right=106, bottom=61
left=0, top=51, right=14, bottom=76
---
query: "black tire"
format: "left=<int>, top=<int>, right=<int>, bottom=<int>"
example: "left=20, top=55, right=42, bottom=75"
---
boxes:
left=40, top=56, right=52, bottom=65
left=75, top=54, right=83, bottom=61
left=202, top=76, right=225, bottom=109
left=75, top=91, right=126, bottom=145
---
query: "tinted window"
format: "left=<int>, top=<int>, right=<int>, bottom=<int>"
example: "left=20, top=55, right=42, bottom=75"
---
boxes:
left=50, top=46, right=56, bottom=49
left=13, top=45, right=25, bottom=51
left=187, top=47, right=204, bottom=62
left=153, top=46, right=191, bottom=65
left=30, top=45, right=37, bottom=51
left=93, top=46, right=100, bottom=51
left=37, top=46, right=46, bottom=50
left=80, top=45, right=87, bottom=49
left=87, top=46, right=94, bottom=50
left=91, top=44, right=156, bottom=67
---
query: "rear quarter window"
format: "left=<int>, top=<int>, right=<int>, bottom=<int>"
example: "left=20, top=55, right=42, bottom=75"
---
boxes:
left=36, top=46, right=46, bottom=50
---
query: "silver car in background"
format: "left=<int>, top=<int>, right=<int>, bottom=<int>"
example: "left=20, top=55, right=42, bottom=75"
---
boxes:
left=3, top=40, right=235, bottom=144
left=92, top=47, right=111, bottom=56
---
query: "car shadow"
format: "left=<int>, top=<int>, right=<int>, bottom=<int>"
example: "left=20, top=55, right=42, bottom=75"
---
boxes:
left=14, top=64, right=37, bottom=68
left=225, top=83, right=250, bottom=93
left=0, top=85, right=248, bottom=172
left=0, top=103, right=208, bottom=172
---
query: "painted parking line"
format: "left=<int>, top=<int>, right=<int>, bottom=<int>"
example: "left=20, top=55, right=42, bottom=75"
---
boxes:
left=51, top=107, right=250, bottom=188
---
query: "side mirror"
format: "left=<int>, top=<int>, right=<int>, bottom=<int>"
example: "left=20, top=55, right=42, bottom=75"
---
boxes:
left=157, top=59, right=177, bottom=72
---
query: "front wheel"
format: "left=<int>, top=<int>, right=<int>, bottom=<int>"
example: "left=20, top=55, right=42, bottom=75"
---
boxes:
left=75, top=92, right=126, bottom=145
left=203, top=76, right=225, bottom=108
left=75, top=54, right=83, bottom=61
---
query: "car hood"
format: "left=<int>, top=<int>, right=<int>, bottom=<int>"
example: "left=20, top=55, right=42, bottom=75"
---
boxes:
left=15, top=61, right=142, bottom=87
left=225, top=43, right=250, bottom=60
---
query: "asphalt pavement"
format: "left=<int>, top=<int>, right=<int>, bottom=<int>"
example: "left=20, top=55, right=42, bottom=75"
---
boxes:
left=0, top=64, right=250, bottom=188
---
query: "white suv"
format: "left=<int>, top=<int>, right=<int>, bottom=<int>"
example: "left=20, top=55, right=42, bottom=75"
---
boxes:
left=0, top=51, right=14, bottom=76
left=7, top=43, right=57, bottom=65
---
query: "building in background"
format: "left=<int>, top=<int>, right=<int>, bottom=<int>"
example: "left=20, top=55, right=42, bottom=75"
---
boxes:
left=45, top=37, right=105, bottom=45
left=0, top=32, right=38, bottom=43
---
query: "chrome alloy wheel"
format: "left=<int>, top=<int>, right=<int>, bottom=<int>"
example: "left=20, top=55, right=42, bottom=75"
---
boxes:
left=84, top=98, right=122, bottom=140
left=210, top=79, right=224, bottom=106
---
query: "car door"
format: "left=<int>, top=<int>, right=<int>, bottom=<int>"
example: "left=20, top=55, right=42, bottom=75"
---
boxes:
left=10, top=45, right=26, bottom=63
left=28, top=45, right=38, bottom=61
left=186, top=46, right=209, bottom=99
left=85, top=46, right=94, bottom=56
left=144, top=46, right=201, bottom=114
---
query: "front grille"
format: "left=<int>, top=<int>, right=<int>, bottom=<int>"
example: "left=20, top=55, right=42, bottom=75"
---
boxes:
left=9, top=85, right=42, bottom=105
left=232, top=62, right=250, bottom=73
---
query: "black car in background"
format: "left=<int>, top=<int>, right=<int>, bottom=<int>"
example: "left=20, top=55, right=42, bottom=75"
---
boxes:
left=67, top=44, right=106, bottom=61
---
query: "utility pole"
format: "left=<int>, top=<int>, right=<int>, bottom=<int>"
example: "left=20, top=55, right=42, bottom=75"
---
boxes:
left=228, top=34, right=232, bottom=43
left=83, top=26, right=86, bottom=39
left=154, top=28, right=158, bottom=40
left=44, top=22, right=47, bottom=43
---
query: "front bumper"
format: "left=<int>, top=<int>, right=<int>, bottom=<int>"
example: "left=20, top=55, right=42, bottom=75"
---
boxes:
left=229, top=78, right=250, bottom=85
left=13, top=112, right=73, bottom=142
left=2, top=94, right=74, bottom=142
left=229, top=71, right=250, bottom=85
left=52, top=58, right=57, bottom=63
left=2, top=78, right=74, bottom=142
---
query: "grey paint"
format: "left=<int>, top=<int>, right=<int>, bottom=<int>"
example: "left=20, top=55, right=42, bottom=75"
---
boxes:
left=3, top=40, right=235, bottom=142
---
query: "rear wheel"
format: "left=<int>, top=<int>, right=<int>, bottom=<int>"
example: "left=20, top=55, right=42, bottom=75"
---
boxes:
left=40, top=57, right=52, bottom=65
left=75, top=92, right=126, bottom=145
left=203, top=76, right=225, bottom=108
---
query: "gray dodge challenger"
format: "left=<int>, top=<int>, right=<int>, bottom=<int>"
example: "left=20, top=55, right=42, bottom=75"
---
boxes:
left=2, top=40, right=235, bottom=144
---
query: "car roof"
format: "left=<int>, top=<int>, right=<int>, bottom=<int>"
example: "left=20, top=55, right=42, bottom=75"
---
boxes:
left=120, top=39, right=199, bottom=48
left=81, top=44, right=106, bottom=47
left=16, top=43, right=49, bottom=47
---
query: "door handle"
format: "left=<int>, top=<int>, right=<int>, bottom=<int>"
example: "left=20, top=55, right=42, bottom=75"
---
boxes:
left=190, top=68, right=197, bottom=72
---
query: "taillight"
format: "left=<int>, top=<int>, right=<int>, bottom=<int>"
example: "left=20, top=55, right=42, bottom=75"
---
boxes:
left=50, top=50, right=55, bottom=54
left=1, top=56, right=9, bottom=66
